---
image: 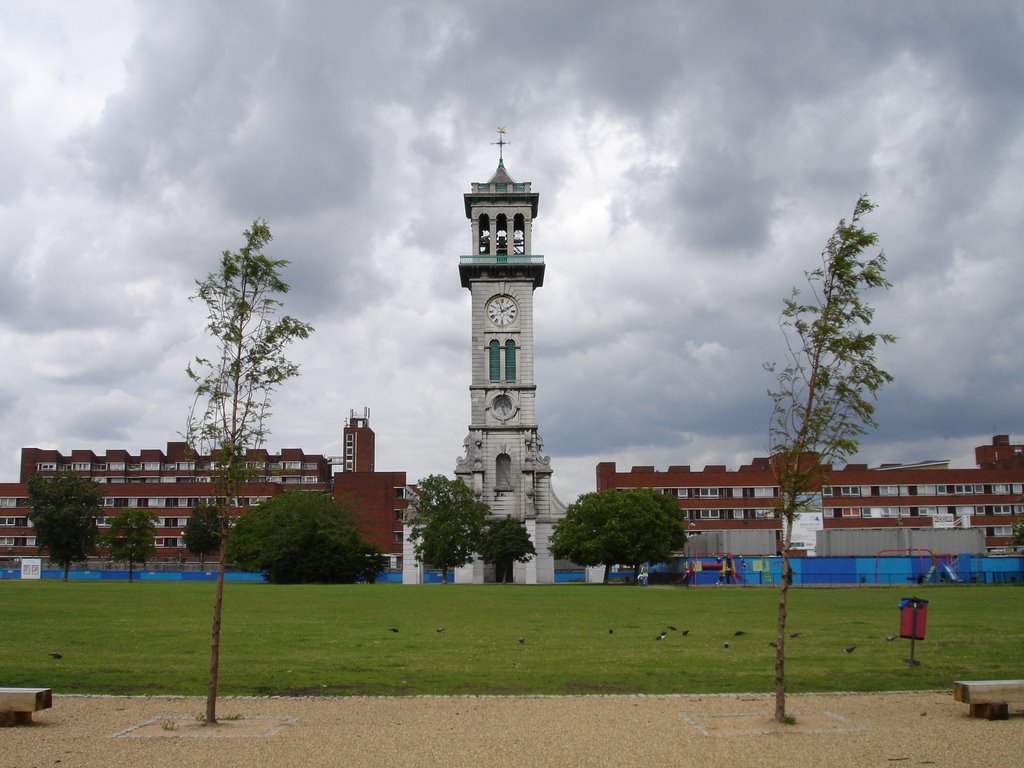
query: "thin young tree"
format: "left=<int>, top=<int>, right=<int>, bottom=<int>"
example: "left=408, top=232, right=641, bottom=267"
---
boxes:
left=183, top=501, right=221, bottom=567
left=186, top=219, right=313, bottom=724
left=765, top=195, right=894, bottom=723
left=26, top=471, right=104, bottom=581
left=405, top=474, right=489, bottom=584
left=99, top=508, right=157, bottom=582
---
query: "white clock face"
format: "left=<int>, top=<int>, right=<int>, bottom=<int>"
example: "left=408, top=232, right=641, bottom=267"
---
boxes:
left=487, top=295, right=518, bottom=326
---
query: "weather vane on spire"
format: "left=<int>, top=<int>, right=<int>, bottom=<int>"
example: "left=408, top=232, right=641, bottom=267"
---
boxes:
left=493, top=126, right=510, bottom=162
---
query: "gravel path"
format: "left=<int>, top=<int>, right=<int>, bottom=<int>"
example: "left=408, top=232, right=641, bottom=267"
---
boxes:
left=4, top=691, right=1021, bottom=767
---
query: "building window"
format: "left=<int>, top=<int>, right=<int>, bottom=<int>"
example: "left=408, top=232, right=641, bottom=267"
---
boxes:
left=993, top=526, right=1012, bottom=536
left=878, top=486, right=900, bottom=497
left=36, top=463, right=57, bottom=471
left=953, top=484, right=982, bottom=495
left=488, top=340, right=501, bottom=381
left=699, top=509, right=719, bottom=519
left=838, top=486, right=861, bottom=497
left=698, top=488, right=719, bottom=499
left=504, top=340, right=516, bottom=381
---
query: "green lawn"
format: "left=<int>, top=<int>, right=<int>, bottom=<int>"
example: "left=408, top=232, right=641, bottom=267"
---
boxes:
left=2, top=581, right=1020, bottom=696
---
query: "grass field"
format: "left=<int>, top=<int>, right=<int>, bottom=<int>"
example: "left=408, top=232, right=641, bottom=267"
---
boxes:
left=2, top=581, right=1020, bottom=697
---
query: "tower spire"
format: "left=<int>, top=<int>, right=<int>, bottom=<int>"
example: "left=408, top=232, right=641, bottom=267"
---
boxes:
left=492, top=126, right=510, bottom=164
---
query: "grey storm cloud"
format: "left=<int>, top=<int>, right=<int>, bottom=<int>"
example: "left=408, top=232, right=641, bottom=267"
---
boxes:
left=0, top=0, right=1022, bottom=500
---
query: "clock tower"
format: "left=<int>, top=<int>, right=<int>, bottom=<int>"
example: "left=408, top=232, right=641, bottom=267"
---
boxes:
left=450, top=147, right=565, bottom=584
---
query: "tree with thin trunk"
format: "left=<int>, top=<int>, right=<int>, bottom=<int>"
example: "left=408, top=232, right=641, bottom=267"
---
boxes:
left=550, top=489, right=686, bottom=584
left=186, top=219, right=313, bottom=724
left=405, top=474, right=489, bottom=584
left=765, top=195, right=894, bottom=723
left=99, top=508, right=157, bottom=582
left=183, top=501, right=221, bottom=567
left=26, top=471, right=103, bottom=581
left=478, top=516, right=536, bottom=583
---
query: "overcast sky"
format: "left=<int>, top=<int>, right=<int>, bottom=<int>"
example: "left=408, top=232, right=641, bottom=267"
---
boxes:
left=2, top=1, right=1022, bottom=502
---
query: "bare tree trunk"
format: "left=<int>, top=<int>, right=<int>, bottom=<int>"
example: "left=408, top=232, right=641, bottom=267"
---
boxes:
left=205, top=524, right=228, bottom=724
left=770, top=548, right=786, bottom=720
left=774, top=517, right=794, bottom=723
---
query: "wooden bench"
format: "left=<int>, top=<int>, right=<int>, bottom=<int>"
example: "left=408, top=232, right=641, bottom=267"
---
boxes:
left=953, top=679, right=1024, bottom=720
left=0, top=687, right=52, bottom=726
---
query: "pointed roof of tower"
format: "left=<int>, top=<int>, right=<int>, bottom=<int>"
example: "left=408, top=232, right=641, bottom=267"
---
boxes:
left=488, top=159, right=516, bottom=185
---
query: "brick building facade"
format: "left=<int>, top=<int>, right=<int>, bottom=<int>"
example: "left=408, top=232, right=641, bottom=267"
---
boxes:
left=1, top=410, right=408, bottom=570
left=596, top=435, right=1024, bottom=555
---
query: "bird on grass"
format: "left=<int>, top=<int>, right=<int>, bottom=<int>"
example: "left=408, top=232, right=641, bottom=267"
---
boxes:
left=518, top=637, right=525, bottom=644
left=656, top=631, right=668, bottom=641
left=436, top=628, right=446, bottom=633
left=768, top=641, right=777, bottom=648
left=681, top=629, right=689, bottom=636
left=790, top=632, right=802, bottom=638
left=734, top=630, right=745, bottom=636
left=722, top=642, right=729, bottom=649
left=49, top=651, right=62, bottom=659
left=667, top=625, right=677, bottom=631
left=388, top=627, right=399, bottom=633
left=886, top=635, right=896, bottom=641
left=843, top=646, right=856, bottom=653
left=608, top=629, right=614, bottom=634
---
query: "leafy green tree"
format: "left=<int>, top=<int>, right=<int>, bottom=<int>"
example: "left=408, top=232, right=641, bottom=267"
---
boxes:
left=185, top=219, right=313, bottom=724
left=227, top=491, right=378, bottom=584
left=1010, top=518, right=1024, bottom=551
left=99, top=509, right=157, bottom=582
left=765, top=194, right=894, bottom=723
left=550, top=489, right=686, bottom=583
left=26, top=471, right=104, bottom=581
left=405, top=474, right=489, bottom=584
left=359, top=548, right=389, bottom=583
left=183, top=502, right=220, bottom=567
left=478, top=517, right=536, bottom=583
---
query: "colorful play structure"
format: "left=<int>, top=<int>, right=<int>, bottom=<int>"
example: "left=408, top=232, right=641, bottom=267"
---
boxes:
left=873, top=548, right=960, bottom=585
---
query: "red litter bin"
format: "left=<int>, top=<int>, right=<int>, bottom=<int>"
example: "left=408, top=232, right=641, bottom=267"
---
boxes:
left=899, top=597, right=928, bottom=666
left=899, top=597, right=928, bottom=639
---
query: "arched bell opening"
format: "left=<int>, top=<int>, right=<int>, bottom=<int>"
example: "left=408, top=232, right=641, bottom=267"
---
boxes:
left=513, top=213, right=526, bottom=255
left=478, top=213, right=491, bottom=254
left=496, top=213, right=508, bottom=255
